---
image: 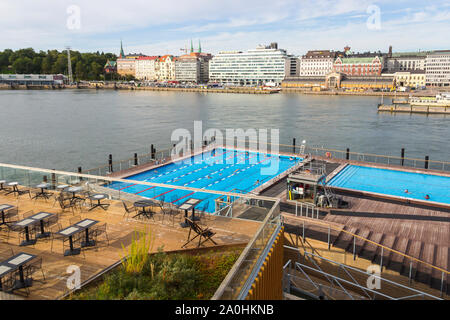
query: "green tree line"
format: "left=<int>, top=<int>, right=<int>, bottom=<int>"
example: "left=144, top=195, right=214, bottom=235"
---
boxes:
left=0, top=48, right=117, bottom=81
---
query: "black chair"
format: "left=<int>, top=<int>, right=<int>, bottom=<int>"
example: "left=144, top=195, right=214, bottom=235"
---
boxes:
left=16, top=186, right=32, bottom=200
left=182, top=218, right=217, bottom=248
left=24, top=257, right=45, bottom=282
left=57, top=194, right=77, bottom=214
left=90, top=223, right=109, bottom=250
left=122, top=201, right=136, bottom=219
left=69, top=215, right=82, bottom=226
left=0, top=248, right=14, bottom=260
left=22, top=210, right=34, bottom=220
left=1, top=272, right=18, bottom=294
left=49, top=223, right=64, bottom=252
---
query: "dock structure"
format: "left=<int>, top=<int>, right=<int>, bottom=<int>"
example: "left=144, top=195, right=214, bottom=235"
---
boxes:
left=378, top=103, right=450, bottom=114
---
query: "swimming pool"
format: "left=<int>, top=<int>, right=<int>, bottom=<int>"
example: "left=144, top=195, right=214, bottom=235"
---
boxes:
left=108, top=148, right=302, bottom=212
left=327, top=165, right=450, bottom=205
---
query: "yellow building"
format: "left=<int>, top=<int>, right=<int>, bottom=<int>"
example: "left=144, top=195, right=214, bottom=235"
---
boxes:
left=394, top=71, right=426, bottom=88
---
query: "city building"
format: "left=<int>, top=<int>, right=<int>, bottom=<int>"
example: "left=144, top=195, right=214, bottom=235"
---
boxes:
left=425, top=50, right=450, bottom=87
left=385, top=52, right=427, bottom=72
left=333, top=56, right=384, bottom=76
left=393, top=70, right=426, bottom=88
left=175, top=51, right=213, bottom=83
left=209, top=43, right=289, bottom=86
left=299, top=50, right=337, bottom=76
left=116, top=41, right=145, bottom=77
left=0, top=74, right=68, bottom=85
left=175, top=54, right=200, bottom=83
left=135, top=56, right=158, bottom=80
left=104, top=60, right=117, bottom=74
left=285, top=56, right=299, bottom=77
left=155, top=55, right=176, bottom=81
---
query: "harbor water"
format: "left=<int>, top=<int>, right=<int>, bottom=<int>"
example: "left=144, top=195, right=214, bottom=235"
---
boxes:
left=0, top=89, right=448, bottom=171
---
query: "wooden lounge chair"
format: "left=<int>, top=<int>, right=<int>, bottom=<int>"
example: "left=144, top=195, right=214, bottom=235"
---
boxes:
left=182, top=218, right=217, bottom=248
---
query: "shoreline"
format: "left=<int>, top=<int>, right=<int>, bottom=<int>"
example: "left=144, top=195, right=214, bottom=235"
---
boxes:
left=0, top=83, right=441, bottom=97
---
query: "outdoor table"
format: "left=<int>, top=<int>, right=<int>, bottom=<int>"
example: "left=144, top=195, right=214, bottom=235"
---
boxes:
left=57, top=225, right=82, bottom=256
left=74, top=218, right=99, bottom=247
left=32, top=182, right=52, bottom=200
left=66, top=186, right=83, bottom=203
left=28, top=212, right=54, bottom=239
left=5, top=182, right=19, bottom=196
left=0, top=252, right=36, bottom=291
left=133, top=200, right=156, bottom=219
left=178, top=198, right=201, bottom=228
left=56, top=184, right=69, bottom=191
left=88, top=193, right=109, bottom=211
left=13, top=218, right=38, bottom=246
left=0, top=204, right=14, bottom=226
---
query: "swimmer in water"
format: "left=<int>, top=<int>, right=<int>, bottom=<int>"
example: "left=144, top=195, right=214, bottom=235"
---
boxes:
left=254, top=179, right=260, bottom=185
left=404, top=189, right=410, bottom=194
left=425, top=194, right=430, bottom=200
left=289, top=157, right=294, bottom=161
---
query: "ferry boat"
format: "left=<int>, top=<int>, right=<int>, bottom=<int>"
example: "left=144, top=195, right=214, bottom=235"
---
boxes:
left=409, top=93, right=450, bottom=107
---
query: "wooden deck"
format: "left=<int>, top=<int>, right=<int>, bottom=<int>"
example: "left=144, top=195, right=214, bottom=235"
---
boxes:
left=0, top=192, right=261, bottom=300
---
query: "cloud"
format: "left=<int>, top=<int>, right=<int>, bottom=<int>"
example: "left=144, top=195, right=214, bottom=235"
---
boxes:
left=0, top=0, right=449, bottom=54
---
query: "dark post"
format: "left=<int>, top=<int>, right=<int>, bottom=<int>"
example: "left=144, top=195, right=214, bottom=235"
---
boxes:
left=151, top=144, right=155, bottom=159
left=109, top=154, right=113, bottom=172
left=425, top=156, right=429, bottom=169
left=78, top=167, right=82, bottom=181
left=134, top=153, right=138, bottom=166
left=401, top=148, right=405, bottom=166
left=43, top=175, right=47, bottom=183
left=204, top=140, right=207, bottom=147
left=51, top=171, right=56, bottom=187
left=292, top=138, right=296, bottom=153
left=346, top=148, right=350, bottom=160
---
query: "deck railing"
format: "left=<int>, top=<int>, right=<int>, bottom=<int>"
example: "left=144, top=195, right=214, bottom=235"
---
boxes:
left=219, top=139, right=450, bottom=172
left=283, top=215, right=449, bottom=297
left=212, top=199, right=282, bottom=300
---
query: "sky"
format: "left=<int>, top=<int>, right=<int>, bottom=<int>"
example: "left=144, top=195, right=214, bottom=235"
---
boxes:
left=0, top=0, right=449, bottom=56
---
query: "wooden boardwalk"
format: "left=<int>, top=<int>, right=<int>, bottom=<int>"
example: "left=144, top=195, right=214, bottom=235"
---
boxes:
left=0, top=192, right=260, bottom=300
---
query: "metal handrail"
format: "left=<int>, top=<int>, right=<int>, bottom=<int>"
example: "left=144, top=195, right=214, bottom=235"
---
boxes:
left=212, top=199, right=281, bottom=300
left=221, top=138, right=450, bottom=169
left=284, top=245, right=442, bottom=300
left=284, top=214, right=450, bottom=276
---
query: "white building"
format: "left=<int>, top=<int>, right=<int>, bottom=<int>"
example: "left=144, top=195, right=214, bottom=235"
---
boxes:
left=425, top=50, right=450, bottom=87
left=0, top=74, right=67, bottom=85
left=135, top=56, right=158, bottom=80
left=175, top=52, right=212, bottom=83
left=386, top=52, right=427, bottom=72
left=155, top=55, right=176, bottom=81
left=299, top=50, right=337, bottom=76
left=285, top=56, right=299, bottom=77
left=209, top=43, right=289, bottom=86
left=175, top=55, right=200, bottom=83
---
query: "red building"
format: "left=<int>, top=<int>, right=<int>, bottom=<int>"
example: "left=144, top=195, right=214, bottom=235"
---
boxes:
left=333, top=56, right=383, bottom=76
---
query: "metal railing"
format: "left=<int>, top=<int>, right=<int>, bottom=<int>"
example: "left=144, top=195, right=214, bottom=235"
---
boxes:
left=283, top=215, right=449, bottom=297
left=284, top=245, right=442, bottom=300
left=212, top=199, right=281, bottom=300
left=288, top=200, right=320, bottom=219
left=220, top=138, right=450, bottom=172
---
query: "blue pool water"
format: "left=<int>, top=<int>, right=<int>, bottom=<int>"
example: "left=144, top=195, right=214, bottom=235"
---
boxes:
left=108, top=148, right=302, bottom=212
left=327, top=165, right=450, bottom=205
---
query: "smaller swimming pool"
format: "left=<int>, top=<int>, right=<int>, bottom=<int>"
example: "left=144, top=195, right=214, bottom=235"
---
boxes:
left=327, top=165, right=450, bottom=205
